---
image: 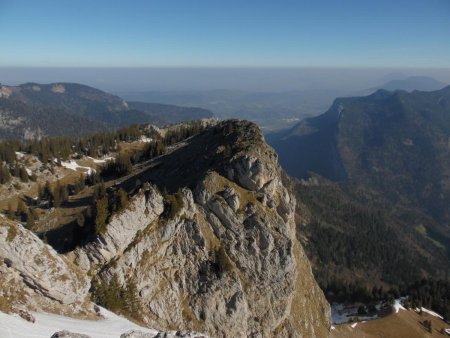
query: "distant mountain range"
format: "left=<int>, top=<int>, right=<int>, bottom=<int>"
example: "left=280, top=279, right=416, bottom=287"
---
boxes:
left=0, top=82, right=213, bottom=139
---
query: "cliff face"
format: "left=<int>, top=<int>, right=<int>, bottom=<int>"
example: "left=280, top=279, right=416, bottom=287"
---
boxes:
left=81, top=120, right=331, bottom=337
left=0, top=217, right=90, bottom=315
left=0, top=120, right=330, bottom=337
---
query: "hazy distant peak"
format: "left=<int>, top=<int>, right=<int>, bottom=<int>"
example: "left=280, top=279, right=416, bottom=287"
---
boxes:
left=380, top=76, right=446, bottom=92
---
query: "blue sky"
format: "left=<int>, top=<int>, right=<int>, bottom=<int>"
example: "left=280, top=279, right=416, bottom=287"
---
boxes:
left=0, top=0, right=449, bottom=68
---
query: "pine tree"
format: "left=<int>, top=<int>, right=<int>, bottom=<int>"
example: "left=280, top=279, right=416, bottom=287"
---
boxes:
left=59, top=183, right=68, bottom=204
left=37, top=184, right=44, bottom=203
left=123, top=277, right=140, bottom=316
left=116, top=188, right=128, bottom=211
left=19, top=166, right=29, bottom=182
left=94, top=196, right=109, bottom=235
left=12, top=164, right=20, bottom=177
left=0, top=164, right=11, bottom=184
left=52, top=182, right=61, bottom=207
left=26, top=209, right=36, bottom=229
left=16, top=199, right=27, bottom=219
left=6, top=202, right=14, bottom=220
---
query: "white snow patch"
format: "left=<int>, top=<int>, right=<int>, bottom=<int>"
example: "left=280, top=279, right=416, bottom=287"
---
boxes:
left=140, top=136, right=153, bottom=143
left=331, top=325, right=336, bottom=330
left=331, top=303, right=378, bottom=324
left=15, top=152, right=25, bottom=159
left=393, top=299, right=406, bottom=313
left=87, top=156, right=114, bottom=164
left=25, top=168, right=32, bottom=177
left=421, top=307, right=444, bottom=319
left=61, top=160, right=95, bottom=176
left=350, top=322, right=358, bottom=328
left=0, top=307, right=158, bottom=338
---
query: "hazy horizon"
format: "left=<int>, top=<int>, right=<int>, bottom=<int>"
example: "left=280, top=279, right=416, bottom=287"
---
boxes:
left=1, top=66, right=450, bottom=93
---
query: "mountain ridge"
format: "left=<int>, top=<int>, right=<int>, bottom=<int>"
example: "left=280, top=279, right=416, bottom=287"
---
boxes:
left=0, top=119, right=331, bottom=337
left=0, top=82, right=213, bottom=140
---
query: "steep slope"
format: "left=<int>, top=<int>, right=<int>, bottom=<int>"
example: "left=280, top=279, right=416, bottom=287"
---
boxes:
left=268, top=87, right=450, bottom=289
left=0, top=97, right=108, bottom=139
left=0, top=120, right=331, bottom=337
left=78, top=120, right=330, bottom=337
left=269, top=86, right=450, bottom=226
left=289, top=176, right=448, bottom=290
left=0, top=216, right=90, bottom=315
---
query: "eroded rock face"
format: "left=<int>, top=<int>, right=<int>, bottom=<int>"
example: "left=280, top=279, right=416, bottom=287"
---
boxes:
left=0, top=218, right=89, bottom=307
left=86, top=121, right=331, bottom=337
left=84, top=186, right=164, bottom=268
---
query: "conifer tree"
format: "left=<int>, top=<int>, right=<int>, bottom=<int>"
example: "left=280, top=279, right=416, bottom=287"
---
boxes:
left=94, top=196, right=109, bottom=234
left=0, top=164, right=11, bottom=184
left=16, top=199, right=27, bottom=219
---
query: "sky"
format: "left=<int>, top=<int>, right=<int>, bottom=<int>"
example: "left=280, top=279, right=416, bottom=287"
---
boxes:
left=0, top=0, right=449, bottom=68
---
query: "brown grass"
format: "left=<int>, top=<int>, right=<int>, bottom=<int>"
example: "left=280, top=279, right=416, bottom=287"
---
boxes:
left=331, top=309, right=449, bottom=338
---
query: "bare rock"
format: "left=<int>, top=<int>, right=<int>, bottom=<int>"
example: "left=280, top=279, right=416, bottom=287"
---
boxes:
left=50, top=330, right=91, bottom=338
left=120, top=330, right=154, bottom=338
left=0, top=218, right=89, bottom=305
left=86, top=121, right=331, bottom=337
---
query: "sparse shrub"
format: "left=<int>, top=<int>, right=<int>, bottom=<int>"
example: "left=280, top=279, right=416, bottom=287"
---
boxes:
left=163, top=190, right=185, bottom=219
left=6, top=224, right=18, bottom=242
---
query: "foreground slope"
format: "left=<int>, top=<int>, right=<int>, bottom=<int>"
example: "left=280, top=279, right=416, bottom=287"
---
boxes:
left=0, top=120, right=330, bottom=337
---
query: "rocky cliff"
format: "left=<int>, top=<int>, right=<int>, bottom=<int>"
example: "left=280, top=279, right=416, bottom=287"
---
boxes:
left=0, top=216, right=91, bottom=316
left=80, top=120, right=331, bottom=337
left=0, top=120, right=330, bottom=337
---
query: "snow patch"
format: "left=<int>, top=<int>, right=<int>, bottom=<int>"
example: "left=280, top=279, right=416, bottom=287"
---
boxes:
left=15, top=152, right=25, bottom=159
left=393, top=299, right=406, bottom=313
left=350, top=323, right=358, bottom=328
left=61, top=160, right=95, bottom=175
left=140, top=136, right=153, bottom=143
left=87, top=156, right=114, bottom=164
left=0, top=307, right=158, bottom=338
left=421, top=307, right=444, bottom=319
left=331, top=303, right=378, bottom=324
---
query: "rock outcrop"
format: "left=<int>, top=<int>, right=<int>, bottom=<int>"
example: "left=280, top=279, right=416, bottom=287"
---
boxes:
left=84, top=120, right=331, bottom=337
left=51, top=331, right=91, bottom=338
left=0, top=216, right=89, bottom=312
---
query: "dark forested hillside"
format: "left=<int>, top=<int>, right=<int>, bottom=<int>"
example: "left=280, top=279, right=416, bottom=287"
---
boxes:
left=269, top=86, right=450, bottom=251
left=0, top=97, right=108, bottom=139
left=0, top=82, right=214, bottom=139
left=288, top=176, right=448, bottom=293
left=269, top=87, right=450, bottom=308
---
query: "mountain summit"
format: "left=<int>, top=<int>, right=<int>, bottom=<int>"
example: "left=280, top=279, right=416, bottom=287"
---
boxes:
left=0, top=120, right=330, bottom=337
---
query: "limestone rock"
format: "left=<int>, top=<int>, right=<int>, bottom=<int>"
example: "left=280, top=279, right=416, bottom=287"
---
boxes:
left=0, top=218, right=89, bottom=306
left=84, top=185, right=164, bottom=268
left=120, top=330, right=154, bottom=338
left=87, top=121, right=331, bottom=337
left=51, top=331, right=91, bottom=338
